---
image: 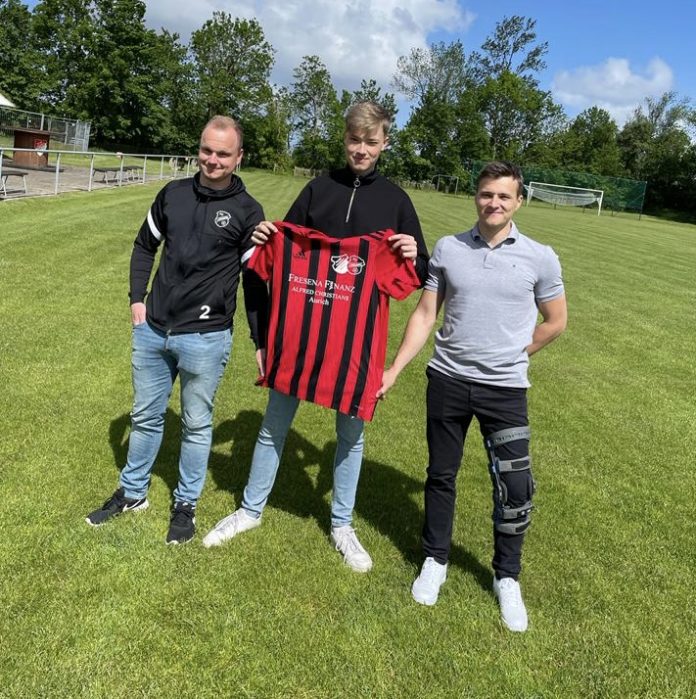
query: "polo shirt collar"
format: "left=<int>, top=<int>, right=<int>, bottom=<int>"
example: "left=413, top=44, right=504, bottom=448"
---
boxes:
left=472, top=221, right=519, bottom=245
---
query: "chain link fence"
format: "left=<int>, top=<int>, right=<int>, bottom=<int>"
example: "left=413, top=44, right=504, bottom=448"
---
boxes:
left=1, top=106, right=91, bottom=151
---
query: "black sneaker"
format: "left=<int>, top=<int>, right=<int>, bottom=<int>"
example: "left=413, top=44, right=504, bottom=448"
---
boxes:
left=85, top=487, right=149, bottom=526
left=166, top=502, right=196, bottom=545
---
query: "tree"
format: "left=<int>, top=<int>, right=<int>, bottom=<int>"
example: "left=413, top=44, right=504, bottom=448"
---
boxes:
left=289, top=55, right=342, bottom=169
left=0, top=0, right=42, bottom=108
left=561, top=107, right=623, bottom=175
left=78, top=0, right=175, bottom=147
left=242, top=86, right=293, bottom=171
left=31, top=0, right=97, bottom=109
left=478, top=70, right=563, bottom=161
left=189, top=13, right=274, bottom=122
left=470, top=15, right=547, bottom=86
left=469, top=16, right=564, bottom=161
left=618, top=92, right=696, bottom=212
left=392, top=40, right=471, bottom=104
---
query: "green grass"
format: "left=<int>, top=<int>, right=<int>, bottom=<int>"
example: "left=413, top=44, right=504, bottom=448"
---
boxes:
left=1, top=172, right=695, bottom=698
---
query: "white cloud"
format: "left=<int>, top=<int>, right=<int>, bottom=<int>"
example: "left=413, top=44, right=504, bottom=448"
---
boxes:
left=552, top=57, right=674, bottom=125
left=144, top=0, right=475, bottom=96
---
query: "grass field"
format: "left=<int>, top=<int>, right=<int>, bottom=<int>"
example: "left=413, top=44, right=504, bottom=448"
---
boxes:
left=1, top=171, right=695, bottom=698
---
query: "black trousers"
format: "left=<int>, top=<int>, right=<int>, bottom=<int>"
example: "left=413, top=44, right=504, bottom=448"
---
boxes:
left=424, top=367, right=531, bottom=579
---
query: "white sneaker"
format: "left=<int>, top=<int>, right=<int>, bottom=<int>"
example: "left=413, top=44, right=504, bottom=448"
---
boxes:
left=493, top=577, right=528, bottom=632
left=202, top=508, right=261, bottom=549
left=330, top=525, right=373, bottom=572
left=411, top=557, right=448, bottom=605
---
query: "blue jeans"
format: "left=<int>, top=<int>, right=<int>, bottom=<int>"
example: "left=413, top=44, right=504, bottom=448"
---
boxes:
left=120, top=322, right=232, bottom=505
left=242, top=390, right=365, bottom=527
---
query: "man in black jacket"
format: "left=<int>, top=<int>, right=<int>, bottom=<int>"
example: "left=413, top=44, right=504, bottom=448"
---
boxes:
left=86, top=116, right=266, bottom=544
left=203, top=102, right=429, bottom=570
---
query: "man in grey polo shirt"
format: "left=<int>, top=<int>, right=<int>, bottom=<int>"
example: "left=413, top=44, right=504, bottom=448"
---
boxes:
left=378, top=161, right=567, bottom=632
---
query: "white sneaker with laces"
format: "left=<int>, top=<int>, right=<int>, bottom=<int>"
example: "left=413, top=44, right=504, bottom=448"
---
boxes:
left=330, top=525, right=373, bottom=572
left=493, top=576, right=528, bottom=632
left=202, top=508, right=261, bottom=549
left=411, top=557, right=448, bottom=605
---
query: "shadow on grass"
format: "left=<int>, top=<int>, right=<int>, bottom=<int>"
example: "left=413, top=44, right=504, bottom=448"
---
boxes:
left=207, top=409, right=491, bottom=591
left=108, top=408, right=490, bottom=591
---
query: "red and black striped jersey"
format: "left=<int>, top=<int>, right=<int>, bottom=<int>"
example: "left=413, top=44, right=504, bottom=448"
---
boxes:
left=246, top=221, right=421, bottom=421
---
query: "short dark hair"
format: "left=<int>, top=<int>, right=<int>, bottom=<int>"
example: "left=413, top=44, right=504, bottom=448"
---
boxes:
left=476, top=161, right=524, bottom=197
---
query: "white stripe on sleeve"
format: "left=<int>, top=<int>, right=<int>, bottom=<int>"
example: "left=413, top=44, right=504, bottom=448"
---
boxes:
left=147, top=209, right=163, bottom=241
left=241, top=247, right=256, bottom=265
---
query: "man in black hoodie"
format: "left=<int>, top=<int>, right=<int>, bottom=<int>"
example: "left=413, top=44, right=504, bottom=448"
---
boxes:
left=86, top=116, right=266, bottom=545
left=203, top=102, right=429, bottom=571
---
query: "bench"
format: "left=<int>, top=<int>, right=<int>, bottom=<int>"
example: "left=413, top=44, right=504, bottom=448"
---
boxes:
left=93, top=165, right=142, bottom=184
left=0, top=168, right=28, bottom=197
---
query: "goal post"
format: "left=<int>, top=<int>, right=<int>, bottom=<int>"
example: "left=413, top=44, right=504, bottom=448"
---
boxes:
left=525, top=181, right=604, bottom=215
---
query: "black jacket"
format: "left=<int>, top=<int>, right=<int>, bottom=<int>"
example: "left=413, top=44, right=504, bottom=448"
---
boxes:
left=285, top=167, right=429, bottom=283
left=130, top=173, right=267, bottom=341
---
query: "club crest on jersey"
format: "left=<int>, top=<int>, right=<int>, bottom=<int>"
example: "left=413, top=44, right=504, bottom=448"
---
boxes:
left=214, top=210, right=231, bottom=227
left=331, top=254, right=365, bottom=275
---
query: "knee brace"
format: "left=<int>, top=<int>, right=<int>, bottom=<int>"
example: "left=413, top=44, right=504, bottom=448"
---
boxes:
left=484, top=427, right=535, bottom=535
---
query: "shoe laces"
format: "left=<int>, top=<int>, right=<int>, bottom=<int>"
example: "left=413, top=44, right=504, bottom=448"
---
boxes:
left=171, top=504, right=194, bottom=526
left=218, top=511, right=244, bottom=535
left=497, top=578, right=523, bottom=607
left=419, top=557, right=445, bottom=583
left=334, top=527, right=365, bottom=554
left=103, top=489, right=126, bottom=510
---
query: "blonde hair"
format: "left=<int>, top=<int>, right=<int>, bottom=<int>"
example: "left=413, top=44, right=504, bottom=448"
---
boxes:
left=344, top=101, right=391, bottom=138
left=202, top=115, right=244, bottom=149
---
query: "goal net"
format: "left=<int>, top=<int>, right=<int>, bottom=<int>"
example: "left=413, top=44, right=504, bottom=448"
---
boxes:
left=525, top=181, right=604, bottom=215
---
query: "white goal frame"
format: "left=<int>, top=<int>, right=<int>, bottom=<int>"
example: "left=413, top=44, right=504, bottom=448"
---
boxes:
left=525, top=181, right=604, bottom=216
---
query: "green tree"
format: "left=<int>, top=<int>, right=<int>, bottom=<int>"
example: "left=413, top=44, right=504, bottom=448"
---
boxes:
left=0, top=0, right=42, bottom=107
left=189, top=13, right=274, bottom=123
left=561, top=107, right=623, bottom=175
left=242, top=86, right=293, bottom=171
left=31, top=0, right=96, bottom=109
left=79, top=0, right=173, bottom=147
left=619, top=92, right=696, bottom=212
left=290, top=55, right=342, bottom=169
left=470, top=15, right=548, bottom=85
left=393, top=40, right=484, bottom=180
left=478, top=70, right=563, bottom=161
left=392, top=40, right=471, bottom=104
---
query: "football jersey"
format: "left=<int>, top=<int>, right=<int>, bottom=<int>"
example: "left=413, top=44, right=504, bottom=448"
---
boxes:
left=246, top=221, right=421, bottom=421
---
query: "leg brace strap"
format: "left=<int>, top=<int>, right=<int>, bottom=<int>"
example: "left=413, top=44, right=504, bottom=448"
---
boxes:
left=485, top=427, right=533, bottom=535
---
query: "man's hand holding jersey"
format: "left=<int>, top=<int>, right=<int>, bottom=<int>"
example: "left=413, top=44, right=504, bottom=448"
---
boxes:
left=252, top=221, right=278, bottom=245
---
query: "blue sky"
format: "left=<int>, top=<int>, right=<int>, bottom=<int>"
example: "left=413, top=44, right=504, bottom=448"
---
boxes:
left=445, top=0, right=694, bottom=124
left=24, top=0, right=694, bottom=127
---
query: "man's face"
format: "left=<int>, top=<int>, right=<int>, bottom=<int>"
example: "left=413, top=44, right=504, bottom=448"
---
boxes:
left=475, top=176, right=523, bottom=232
left=198, top=126, right=243, bottom=188
left=344, top=126, right=387, bottom=176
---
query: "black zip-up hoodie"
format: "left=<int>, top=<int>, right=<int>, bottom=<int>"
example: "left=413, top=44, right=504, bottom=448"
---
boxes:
left=129, top=173, right=267, bottom=342
left=285, top=166, right=429, bottom=284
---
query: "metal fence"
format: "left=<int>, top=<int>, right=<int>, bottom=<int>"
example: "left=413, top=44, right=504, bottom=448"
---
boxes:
left=0, top=147, right=196, bottom=200
left=0, top=106, right=91, bottom=151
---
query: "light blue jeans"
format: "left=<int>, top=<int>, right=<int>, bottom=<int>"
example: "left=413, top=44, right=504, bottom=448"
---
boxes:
left=242, top=390, right=365, bottom=527
left=120, top=321, right=232, bottom=505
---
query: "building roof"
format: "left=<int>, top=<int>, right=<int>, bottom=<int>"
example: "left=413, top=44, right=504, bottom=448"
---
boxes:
left=0, top=92, right=17, bottom=108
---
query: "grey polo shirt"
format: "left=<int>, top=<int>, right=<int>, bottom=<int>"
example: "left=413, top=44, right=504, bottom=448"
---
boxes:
left=425, top=222, right=564, bottom=388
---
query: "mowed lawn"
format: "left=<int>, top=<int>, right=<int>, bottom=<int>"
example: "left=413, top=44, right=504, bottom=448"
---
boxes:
left=1, top=171, right=694, bottom=698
